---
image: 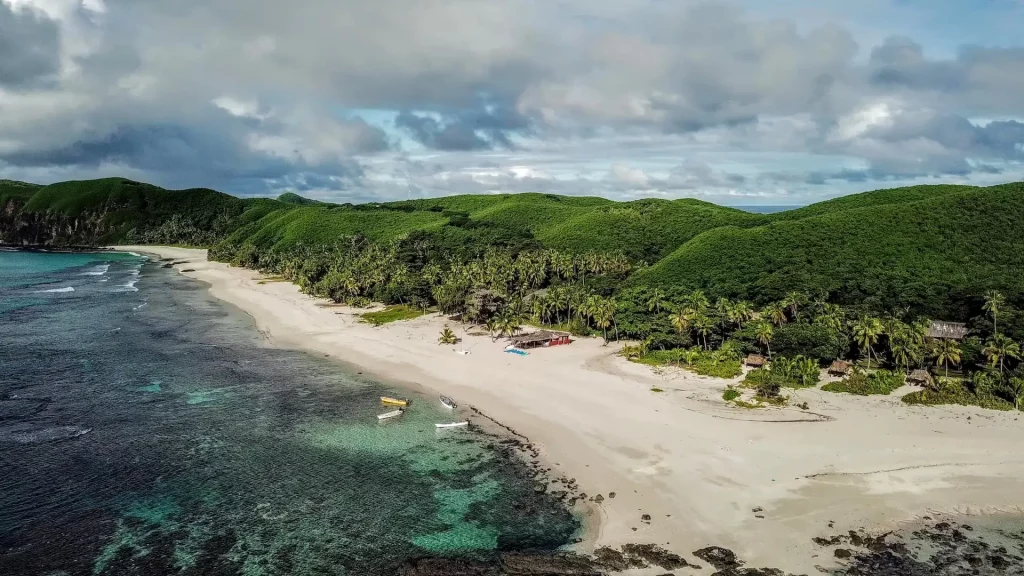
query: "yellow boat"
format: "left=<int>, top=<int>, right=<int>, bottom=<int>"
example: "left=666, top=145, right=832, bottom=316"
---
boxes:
left=380, top=396, right=409, bottom=407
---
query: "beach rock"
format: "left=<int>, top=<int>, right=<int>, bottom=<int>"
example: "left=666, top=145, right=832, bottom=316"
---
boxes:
left=642, top=514, right=652, bottom=522
left=533, top=483, right=546, bottom=494
left=620, top=544, right=690, bottom=570
left=608, top=492, right=616, bottom=498
left=593, top=494, right=604, bottom=503
left=693, top=547, right=742, bottom=570
left=834, top=549, right=852, bottom=559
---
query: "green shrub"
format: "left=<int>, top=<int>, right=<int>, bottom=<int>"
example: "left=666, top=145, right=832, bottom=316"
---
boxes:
left=901, top=377, right=1015, bottom=411
left=723, top=388, right=741, bottom=402
left=822, top=369, right=905, bottom=395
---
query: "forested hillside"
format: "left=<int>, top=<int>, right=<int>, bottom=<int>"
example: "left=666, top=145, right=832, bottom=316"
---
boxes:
left=631, top=183, right=1024, bottom=318
left=3, top=176, right=1023, bottom=326
left=0, top=178, right=282, bottom=246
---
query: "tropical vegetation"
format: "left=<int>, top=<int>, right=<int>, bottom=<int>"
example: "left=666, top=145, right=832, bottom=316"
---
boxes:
left=4, top=177, right=1024, bottom=411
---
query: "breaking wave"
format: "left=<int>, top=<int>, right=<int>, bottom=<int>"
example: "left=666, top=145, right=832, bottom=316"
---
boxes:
left=80, top=264, right=110, bottom=276
left=38, top=286, right=75, bottom=293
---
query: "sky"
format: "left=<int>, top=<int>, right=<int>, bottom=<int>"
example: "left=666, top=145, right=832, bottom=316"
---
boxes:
left=1, top=0, right=1022, bottom=206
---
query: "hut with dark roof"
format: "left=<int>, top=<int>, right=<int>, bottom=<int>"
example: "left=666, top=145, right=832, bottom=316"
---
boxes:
left=744, top=354, right=766, bottom=368
left=827, top=360, right=852, bottom=377
left=927, top=321, right=969, bottom=340
left=510, top=330, right=571, bottom=349
left=906, top=369, right=933, bottom=386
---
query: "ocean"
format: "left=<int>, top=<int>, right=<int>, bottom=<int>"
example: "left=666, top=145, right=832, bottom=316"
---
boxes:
left=0, top=249, right=578, bottom=575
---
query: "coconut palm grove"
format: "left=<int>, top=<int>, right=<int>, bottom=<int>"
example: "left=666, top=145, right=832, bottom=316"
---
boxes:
left=3, top=177, right=1024, bottom=411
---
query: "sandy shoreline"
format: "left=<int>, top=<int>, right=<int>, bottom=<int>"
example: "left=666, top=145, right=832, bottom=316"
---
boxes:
left=118, top=246, right=1024, bottom=574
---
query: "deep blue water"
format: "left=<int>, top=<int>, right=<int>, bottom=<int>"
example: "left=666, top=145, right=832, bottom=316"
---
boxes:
left=0, top=249, right=577, bottom=576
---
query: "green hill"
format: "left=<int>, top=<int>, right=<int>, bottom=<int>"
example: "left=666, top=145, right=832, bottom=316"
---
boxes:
left=631, top=183, right=1024, bottom=318
left=0, top=177, right=285, bottom=246
left=4, top=175, right=1024, bottom=324
left=277, top=192, right=327, bottom=206
left=768, top=184, right=977, bottom=221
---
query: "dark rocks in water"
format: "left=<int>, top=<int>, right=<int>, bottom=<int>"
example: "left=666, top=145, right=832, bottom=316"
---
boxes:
left=593, top=547, right=645, bottom=571
left=398, top=557, right=495, bottom=575
left=534, top=483, right=546, bottom=494
left=693, top=547, right=742, bottom=570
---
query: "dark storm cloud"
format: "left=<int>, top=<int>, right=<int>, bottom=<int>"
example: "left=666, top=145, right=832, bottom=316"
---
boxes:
left=0, top=3, right=60, bottom=88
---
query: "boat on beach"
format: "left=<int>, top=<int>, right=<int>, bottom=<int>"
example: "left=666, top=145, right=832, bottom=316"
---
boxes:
left=377, top=409, right=404, bottom=420
left=439, top=395, right=457, bottom=410
left=435, top=421, right=468, bottom=428
left=380, top=396, right=409, bottom=407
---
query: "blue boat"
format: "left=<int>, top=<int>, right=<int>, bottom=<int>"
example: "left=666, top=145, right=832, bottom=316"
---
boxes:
left=504, top=346, right=529, bottom=356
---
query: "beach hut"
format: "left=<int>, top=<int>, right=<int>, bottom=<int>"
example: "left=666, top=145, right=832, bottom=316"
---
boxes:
left=927, top=321, right=969, bottom=340
left=510, top=330, right=571, bottom=349
left=906, top=369, right=932, bottom=387
left=827, top=360, right=852, bottom=377
left=744, top=354, right=766, bottom=368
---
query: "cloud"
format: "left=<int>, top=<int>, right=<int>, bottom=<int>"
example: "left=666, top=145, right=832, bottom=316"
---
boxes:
left=0, top=2, right=61, bottom=88
left=0, top=0, right=1023, bottom=202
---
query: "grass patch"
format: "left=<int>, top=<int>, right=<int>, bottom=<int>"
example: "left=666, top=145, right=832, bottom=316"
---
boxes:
left=722, top=388, right=740, bottom=402
left=822, top=369, right=904, bottom=396
left=650, top=387, right=664, bottom=393
left=901, top=385, right=1015, bottom=412
left=360, top=305, right=428, bottom=326
left=628, top=347, right=742, bottom=378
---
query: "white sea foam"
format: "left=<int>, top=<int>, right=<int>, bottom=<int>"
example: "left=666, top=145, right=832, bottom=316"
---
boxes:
left=133, top=302, right=148, bottom=310
left=80, top=264, right=110, bottom=276
left=38, top=286, right=75, bottom=293
left=115, top=279, right=139, bottom=293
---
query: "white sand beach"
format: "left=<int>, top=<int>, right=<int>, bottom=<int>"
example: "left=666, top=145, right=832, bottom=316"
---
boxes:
left=119, top=246, right=1024, bottom=574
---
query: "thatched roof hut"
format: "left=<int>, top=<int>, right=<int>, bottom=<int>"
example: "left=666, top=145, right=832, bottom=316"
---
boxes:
left=510, top=330, right=571, bottom=349
left=906, top=369, right=932, bottom=386
left=927, top=321, right=969, bottom=340
left=744, top=354, right=766, bottom=368
left=827, top=360, right=852, bottom=377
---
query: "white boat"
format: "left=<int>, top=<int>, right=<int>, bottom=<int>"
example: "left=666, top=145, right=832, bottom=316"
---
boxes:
left=377, top=409, right=404, bottom=420
left=439, top=395, right=457, bottom=410
left=435, top=421, right=468, bottom=428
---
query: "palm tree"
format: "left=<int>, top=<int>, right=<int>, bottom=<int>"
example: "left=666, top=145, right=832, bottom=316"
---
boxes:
left=593, top=299, right=614, bottom=344
left=983, top=290, right=1006, bottom=336
left=764, top=302, right=788, bottom=326
left=754, top=321, right=774, bottom=360
left=692, top=313, right=713, bottom=351
left=852, top=316, right=883, bottom=370
left=1003, top=378, right=1024, bottom=410
left=438, top=325, right=458, bottom=345
left=647, top=289, right=667, bottom=314
left=669, top=307, right=691, bottom=338
left=715, top=297, right=733, bottom=333
left=983, top=334, right=1020, bottom=374
left=930, top=339, right=961, bottom=378
left=684, top=290, right=709, bottom=313
left=784, top=291, right=805, bottom=320
left=731, top=301, right=754, bottom=328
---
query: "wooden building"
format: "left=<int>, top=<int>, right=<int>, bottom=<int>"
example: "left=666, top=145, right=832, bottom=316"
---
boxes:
left=744, top=354, right=767, bottom=368
left=827, top=360, right=852, bottom=377
left=510, top=330, right=571, bottom=349
left=927, top=321, right=969, bottom=340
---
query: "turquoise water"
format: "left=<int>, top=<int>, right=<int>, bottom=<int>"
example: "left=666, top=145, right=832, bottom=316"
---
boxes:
left=0, top=250, right=578, bottom=575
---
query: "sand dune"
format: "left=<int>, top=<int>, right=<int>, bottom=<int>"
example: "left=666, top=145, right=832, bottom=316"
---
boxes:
left=117, top=246, right=1024, bottom=574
